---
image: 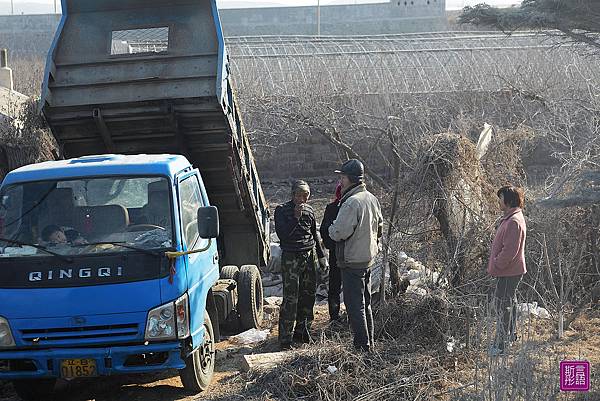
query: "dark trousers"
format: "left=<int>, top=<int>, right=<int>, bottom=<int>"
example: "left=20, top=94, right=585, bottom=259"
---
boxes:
left=278, top=250, right=317, bottom=345
left=493, top=275, right=522, bottom=348
left=341, top=267, right=374, bottom=350
left=327, top=250, right=342, bottom=320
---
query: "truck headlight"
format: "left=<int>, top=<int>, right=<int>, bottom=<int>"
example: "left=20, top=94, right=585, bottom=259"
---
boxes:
left=175, top=293, right=190, bottom=339
left=145, top=293, right=190, bottom=341
left=145, top=303, right=176, bottom=341
left=0, top=317, right=15, bottom=348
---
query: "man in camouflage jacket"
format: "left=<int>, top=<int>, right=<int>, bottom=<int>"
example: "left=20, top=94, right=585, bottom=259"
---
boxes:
left=274, top=180, right=327, bottom=350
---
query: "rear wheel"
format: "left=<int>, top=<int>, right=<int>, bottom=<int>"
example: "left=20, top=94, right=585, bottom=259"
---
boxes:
left=237, top=264, right=264, bottom=330
left=12, top=378, right=56, bottom=401
left=179, top=311, right=215, bottom=393
left=220, top=265, right=239, bottom=280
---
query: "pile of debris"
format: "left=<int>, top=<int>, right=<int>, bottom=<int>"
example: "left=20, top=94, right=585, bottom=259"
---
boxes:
left=243, top=340, right=446, bottom=401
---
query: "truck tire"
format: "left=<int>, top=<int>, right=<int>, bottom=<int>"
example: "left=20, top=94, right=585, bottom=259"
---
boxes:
left=220, top=265, right=239, bottom=280
left=237, top=264, right=264, bottom=330
left=12, top=379, right=56, bottom=400
left=179, top=311, right=215, bottom=393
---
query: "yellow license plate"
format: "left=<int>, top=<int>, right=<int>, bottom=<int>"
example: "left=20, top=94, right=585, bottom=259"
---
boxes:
left=60, top=358, right=97, bottom=379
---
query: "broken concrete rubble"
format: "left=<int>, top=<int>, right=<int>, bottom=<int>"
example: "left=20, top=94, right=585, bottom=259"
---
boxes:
left=266, top=242, right=282, bottom=273
left=394, top=253, right=448, bottom=296
left=230, top=328, right=270, bottom=345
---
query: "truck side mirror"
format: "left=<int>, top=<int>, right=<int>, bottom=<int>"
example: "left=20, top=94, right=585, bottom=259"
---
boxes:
left=197, top=206, right=219, bottom=239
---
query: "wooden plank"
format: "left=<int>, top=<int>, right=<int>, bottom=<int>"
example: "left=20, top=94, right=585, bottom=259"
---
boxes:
left=241, top=351, right=292, bottom=372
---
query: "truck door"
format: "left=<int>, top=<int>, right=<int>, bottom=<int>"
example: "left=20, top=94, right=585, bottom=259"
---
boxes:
left=177, top=172, right=219, bottom=349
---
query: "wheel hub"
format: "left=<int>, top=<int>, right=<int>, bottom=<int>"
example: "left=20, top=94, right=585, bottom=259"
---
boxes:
left=199, top=332, right=213, bottom=371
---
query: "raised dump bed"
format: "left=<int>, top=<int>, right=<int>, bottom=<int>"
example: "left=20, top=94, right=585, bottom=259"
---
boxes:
left=41, top=0, right=269, bottom=267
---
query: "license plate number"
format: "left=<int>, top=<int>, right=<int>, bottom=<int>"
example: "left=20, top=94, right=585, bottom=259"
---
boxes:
left=60, top=358, right=97, bottom=379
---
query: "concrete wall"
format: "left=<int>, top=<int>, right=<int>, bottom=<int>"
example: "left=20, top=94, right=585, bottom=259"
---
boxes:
left=0, top=13, right=60, bottom=31
left=220, top=0, right=447, bottom=36
left=0, top=1, right=447, bottom=55
left=253, top=132, right=342, bottom=180
left=0, top=14, right=60, bottom=56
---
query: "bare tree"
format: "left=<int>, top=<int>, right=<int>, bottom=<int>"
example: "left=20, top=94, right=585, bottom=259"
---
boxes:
left=459, top=0, right=600, bottom=51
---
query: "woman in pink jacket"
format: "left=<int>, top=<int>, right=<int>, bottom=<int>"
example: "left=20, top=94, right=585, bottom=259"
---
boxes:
left=488, top=186, right=526, bottom=355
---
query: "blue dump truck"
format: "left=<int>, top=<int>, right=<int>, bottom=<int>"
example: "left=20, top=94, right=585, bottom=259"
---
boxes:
left=0, top=0, right=270, bottom=399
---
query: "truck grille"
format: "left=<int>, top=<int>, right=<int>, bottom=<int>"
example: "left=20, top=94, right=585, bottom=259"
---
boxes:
left=20, top=323, right=140, bottom=346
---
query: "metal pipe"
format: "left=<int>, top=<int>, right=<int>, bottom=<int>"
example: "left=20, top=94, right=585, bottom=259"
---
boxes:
left=317, top=0, right=321, bottom=36
left=54, top=0, right=58, bottom=13
left=10, top=0, right=14, bottom=15
left=0, top=49, right=7, bottom=68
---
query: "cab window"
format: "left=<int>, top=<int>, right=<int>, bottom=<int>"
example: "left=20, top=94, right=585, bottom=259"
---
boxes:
left=178, top=175, right=204, bottom=250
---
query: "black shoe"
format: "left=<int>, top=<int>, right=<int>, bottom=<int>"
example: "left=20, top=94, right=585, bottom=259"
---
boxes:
left=279, top=342, right=294, bottom=351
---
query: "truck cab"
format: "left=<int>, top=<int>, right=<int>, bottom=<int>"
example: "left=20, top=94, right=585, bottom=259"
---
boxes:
left=0, top=0, right=271, bottom=397
left=0, top=154, right=262, bottom=399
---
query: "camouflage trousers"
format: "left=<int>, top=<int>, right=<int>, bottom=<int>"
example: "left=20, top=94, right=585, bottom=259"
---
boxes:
left=278, top=249, right=318, bottom=345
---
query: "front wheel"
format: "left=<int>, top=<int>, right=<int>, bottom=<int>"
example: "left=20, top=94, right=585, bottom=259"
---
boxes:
left=12, top=378, right=56, bottom=401
left=179, top=311, right=215, bottom=393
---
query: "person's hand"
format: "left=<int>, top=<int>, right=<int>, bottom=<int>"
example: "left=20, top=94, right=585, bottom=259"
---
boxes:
left=294, top=203, right=305, bottom=219
left=318, top=257, right=329, bottom=271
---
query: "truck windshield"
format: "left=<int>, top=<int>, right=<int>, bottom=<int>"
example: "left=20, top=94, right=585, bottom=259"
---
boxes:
left=0, top=176, right=173, bottom=257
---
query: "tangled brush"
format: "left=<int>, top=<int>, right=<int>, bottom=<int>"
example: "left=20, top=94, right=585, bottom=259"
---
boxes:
left=245, top=341, right=445, bottom=401
left=0, top=99, right=57, bottom=179
left=375, top=293, right=467, bottom=349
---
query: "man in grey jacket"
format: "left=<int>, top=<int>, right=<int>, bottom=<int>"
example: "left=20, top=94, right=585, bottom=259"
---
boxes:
left=328, top=159, right=383, bottom=352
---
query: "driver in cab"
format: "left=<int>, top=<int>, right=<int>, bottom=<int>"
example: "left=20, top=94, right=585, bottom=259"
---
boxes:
left=41, top=225, right=87, bottom=246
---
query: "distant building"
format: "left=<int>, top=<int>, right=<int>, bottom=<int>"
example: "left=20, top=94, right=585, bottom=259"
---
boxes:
left=0, top=49, right=29, bottom=123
